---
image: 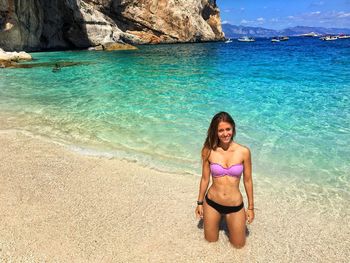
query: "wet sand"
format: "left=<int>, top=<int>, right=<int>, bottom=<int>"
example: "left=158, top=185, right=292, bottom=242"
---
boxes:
left=0, top=130, right=348, bottom=262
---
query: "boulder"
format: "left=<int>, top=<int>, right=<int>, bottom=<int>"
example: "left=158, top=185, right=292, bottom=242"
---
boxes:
left=0, top=49, right=32, bottom=62
left=102, top=42, right=138, bottom=51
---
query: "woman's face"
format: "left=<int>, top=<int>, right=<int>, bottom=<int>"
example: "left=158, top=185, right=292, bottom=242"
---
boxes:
left=217, top=121, right=233, bottom=145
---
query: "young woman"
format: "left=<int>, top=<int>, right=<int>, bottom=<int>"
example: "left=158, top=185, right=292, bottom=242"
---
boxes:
left=195, top=112, right=254, bottom=248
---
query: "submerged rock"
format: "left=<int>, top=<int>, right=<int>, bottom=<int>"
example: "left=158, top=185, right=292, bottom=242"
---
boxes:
left=88, top=42, right=137, bottom=51
left=51, top=63, right=61, bottom=72
left=0, top=60, right=15, bottom=68
left=0, top=0, right=224, bottom=51
left=1, top=60, right=87, bottom=69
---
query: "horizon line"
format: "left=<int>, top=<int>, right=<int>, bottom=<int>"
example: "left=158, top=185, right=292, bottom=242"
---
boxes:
left=221, top=23, right=350, bottom=31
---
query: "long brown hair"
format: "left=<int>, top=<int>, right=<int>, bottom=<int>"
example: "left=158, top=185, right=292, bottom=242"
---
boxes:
left=203, top=111, right=236, bottom=151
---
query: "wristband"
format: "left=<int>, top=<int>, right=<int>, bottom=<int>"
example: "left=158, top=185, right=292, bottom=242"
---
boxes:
left=197, top=200, right=204, bottom=205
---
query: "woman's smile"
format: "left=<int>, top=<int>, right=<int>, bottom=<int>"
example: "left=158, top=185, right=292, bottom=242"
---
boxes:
left=217, top=121, right=233, bottom=144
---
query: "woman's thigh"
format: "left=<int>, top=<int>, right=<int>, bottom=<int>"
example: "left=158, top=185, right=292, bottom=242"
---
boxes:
left=225, top=208, right=246, bottom=248
left=203, top=202, right=222, bottom=242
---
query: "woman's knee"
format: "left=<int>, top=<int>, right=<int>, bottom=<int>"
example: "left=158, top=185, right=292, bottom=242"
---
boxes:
left=204, top=233, right=219, bottom=242
left=205, top=236, right=219, bottom=242
left=229, top=239, right=245, bottom=249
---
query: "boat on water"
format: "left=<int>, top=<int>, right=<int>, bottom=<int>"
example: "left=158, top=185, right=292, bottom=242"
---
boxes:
left=320, top=35, right=338, bottom=41
left=337, top=34, right=350, bottom=39
left=319, top=34, right=350, bottom=41
left=225, top=38, right=233, bottom=43
left=300, top=32, right=319, bottom=37
left=279, top=36, right=289, bottom=41
left=238, top=36, right=255, bottom=42
left=271, top=36, right=289, bottom=42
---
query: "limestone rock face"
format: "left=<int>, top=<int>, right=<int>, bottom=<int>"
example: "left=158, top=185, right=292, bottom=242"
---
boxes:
left=0, top=0, right=224, bottom=51
left=115, top=0, right=224, bottom=44
left=0, top=0, right=43, bottom=50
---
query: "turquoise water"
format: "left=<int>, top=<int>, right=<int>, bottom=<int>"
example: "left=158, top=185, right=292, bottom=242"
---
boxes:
left=1, top=38, right=349, bottom=195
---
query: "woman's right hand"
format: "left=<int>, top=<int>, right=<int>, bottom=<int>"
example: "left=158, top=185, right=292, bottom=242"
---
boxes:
left=195, top=205, right=204, bottom=219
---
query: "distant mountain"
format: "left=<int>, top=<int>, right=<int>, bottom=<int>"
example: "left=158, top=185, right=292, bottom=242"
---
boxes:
left=222, top=24, right=350, bottom=38
left=280, top=26, right=350, bottom=36
left=222, top=24, right=277, bottom=38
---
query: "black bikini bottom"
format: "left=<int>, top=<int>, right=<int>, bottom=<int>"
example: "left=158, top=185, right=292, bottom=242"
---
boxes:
left=205, top=194, right=244, bottom=214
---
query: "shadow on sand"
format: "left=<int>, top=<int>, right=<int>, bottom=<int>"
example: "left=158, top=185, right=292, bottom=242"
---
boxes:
left=197, top=218, right=250, bottom=238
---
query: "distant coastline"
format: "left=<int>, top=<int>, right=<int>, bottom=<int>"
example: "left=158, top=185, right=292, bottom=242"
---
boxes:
left=222, top=24, right=350, bottom=38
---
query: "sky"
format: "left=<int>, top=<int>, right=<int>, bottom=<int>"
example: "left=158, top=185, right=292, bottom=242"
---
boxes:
left=218, top=0, right=350, bottom=29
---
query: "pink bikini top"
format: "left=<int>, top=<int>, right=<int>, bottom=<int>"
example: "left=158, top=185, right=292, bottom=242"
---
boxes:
left=210, top=163, right=243, bottom=178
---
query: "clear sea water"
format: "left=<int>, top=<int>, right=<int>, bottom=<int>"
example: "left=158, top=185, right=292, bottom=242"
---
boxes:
left=1, top=37, right=349, bottom=201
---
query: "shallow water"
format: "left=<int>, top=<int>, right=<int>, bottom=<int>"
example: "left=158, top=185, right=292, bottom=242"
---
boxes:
left=1, top=38, right=349, bottom=204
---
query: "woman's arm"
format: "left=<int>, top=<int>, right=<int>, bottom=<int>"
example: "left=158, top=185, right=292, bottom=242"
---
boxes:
left=195, top=148, right=211, bottom=219
left=243, top=147, right=255, bottom=223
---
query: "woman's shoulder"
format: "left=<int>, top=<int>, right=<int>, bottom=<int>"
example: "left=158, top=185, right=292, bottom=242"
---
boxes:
left=233, top=142, right=251, bottom=155
left=201, top=147, right=211, bottom=160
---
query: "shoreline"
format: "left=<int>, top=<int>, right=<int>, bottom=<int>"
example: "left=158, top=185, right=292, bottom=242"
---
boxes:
left=0, top=130, right=349, bottom=262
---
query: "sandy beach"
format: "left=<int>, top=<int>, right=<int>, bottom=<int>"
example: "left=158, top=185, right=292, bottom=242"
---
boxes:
left=0, top=130, right=349, bottom=262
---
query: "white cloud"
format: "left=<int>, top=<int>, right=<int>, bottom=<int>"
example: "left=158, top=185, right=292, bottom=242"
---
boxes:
left=310, top=11, right=321, bottom=15
left=240, top=7, right=245, bottom=11
left=240, top=19, right=255, bottom=26
left=337, top=12, right=350, bottom=18
left=309, top=1, right=325, bottom=7
left=256, top=18, right=265, bottom=25
left=283, top=10, right=350, bottom=28
left=222, top=20, right=229, bottom=24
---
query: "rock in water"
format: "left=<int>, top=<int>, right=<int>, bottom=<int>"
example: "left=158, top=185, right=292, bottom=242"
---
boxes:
left=0, top=49, right=32, bottom=62
left=102, top=42, right=138, bottom=51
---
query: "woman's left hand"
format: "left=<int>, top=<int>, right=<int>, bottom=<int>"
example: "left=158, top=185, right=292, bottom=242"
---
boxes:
left=246, top=209, right=255, bottom=224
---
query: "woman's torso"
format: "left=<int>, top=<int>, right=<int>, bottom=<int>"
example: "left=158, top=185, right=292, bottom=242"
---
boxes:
left=207, top=142, right=245, bottom=206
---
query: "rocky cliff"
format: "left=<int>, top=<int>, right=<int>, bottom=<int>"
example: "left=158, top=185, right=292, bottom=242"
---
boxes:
left=0, top=0, right=224, bottom=51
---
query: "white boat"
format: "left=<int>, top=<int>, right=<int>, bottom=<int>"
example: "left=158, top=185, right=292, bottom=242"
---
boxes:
left=271, top=36, right=289, bottom=42
left=279, top=36, right=289, bottom=41
left=337, top=34, right=350, bottom=39
left=225, top=38, right=233, bottom=43
left=238, top=36, right=255, bottom=42
left=300, top=32, right=319, bottom=37
left=320, top=35, right=338, bottom=41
